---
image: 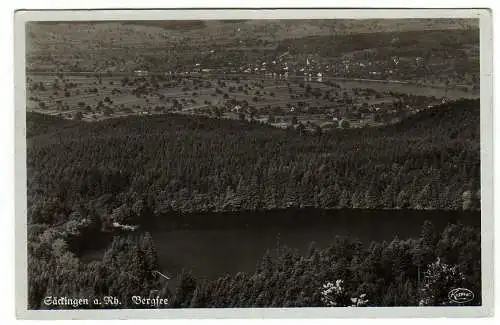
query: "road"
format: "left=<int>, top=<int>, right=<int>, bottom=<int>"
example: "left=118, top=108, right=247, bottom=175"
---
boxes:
left=25, top=70, right=436, bottom=87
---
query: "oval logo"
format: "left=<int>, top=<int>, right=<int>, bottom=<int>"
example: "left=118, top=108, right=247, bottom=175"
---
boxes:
left=448, top=288, right=474, bottom=304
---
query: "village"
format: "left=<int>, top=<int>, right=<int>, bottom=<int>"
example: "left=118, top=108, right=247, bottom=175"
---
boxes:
left=25, top=20, right=479, bottom=132
left=26, top=52, right=476, bottom=133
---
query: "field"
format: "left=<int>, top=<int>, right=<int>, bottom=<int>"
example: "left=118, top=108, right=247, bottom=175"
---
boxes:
left=27, top=71, right=477, bottom=130
left=26, top=20, right=479, bottom=79
left=25, top=19, right=480, bottom=130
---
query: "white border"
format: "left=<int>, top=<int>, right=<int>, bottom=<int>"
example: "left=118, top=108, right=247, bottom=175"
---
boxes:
left=14, top=8, right=494, bottom=319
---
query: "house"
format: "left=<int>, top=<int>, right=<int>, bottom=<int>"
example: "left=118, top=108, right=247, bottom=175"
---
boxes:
left=112, top=221, right=139, bottom=231
left=134, top=70, right=149, bottom=77
left=321, top=122, right=337, bottom=130
left=316, top=72, right=323, bottom=82
left=362, top=112, right=376, bottom=121
left=338, top=118, right=351, bottom=129
left=347, top=111, right=361, bottom=120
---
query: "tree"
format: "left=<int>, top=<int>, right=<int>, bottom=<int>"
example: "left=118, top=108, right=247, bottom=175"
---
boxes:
left=313, top=124, right=322, bottom=136
left=110, top=204, right=133, bottom=224
left=362, top=183, right=380, bottom=208
left=420, top=220, right=437, bottom=248
left=339, top=119, right=350, bottom=129
left=51, top=238, right=69, bottom=258
left=413, top=184, right=432, bottom=209
left=462, top=190, right=479, bottom=211
left=132, top=199, right=146, bottom=218
left=419, top=258, right=466, bottom=306
left=103, top=107, right=113, bottom=116
left=381, top=184, right=396, bottom=207
left=321, top=280, right=351, bottom=307
left=396, top=190, right=410, bottom=208
left=173, top=270, right=197, bottom=308
left=73, top=111, right=83, bottom=121
left=296, top=123, right=306, bottom=135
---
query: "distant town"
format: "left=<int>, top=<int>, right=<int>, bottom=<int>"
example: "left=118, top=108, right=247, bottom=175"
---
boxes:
left=26, top=20, right=479, bottom=132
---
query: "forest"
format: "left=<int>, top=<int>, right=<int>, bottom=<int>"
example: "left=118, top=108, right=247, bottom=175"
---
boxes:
left=28, top=99, right=480, bottom=226
left=28, top=221, right=481, bottom=308
left=27, top=98, right=481, bottom=308
left=277, top=28, right=479, bottom=60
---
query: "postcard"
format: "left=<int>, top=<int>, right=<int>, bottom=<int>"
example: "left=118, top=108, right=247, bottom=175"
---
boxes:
left=14, top=8, right=493, bottom=319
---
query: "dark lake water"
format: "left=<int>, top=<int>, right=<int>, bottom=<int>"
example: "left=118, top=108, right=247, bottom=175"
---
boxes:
left=79, top=209, right=480, bottom=281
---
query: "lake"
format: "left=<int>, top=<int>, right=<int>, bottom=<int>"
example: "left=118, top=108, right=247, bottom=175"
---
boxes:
left=79, top=209, right=480, bottom=281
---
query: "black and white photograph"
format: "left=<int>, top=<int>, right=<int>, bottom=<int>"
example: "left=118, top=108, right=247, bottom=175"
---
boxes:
left=14, top=8, right=493, bottom=319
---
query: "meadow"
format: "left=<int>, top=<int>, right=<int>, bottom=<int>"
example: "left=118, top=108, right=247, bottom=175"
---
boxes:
left=27, top=71, right=476, bottom=130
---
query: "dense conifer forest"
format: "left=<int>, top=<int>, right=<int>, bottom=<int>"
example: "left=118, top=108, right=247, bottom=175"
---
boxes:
left=28, top=99, right=480, bottom=222
left=27, top=98, right=481, bottom=308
